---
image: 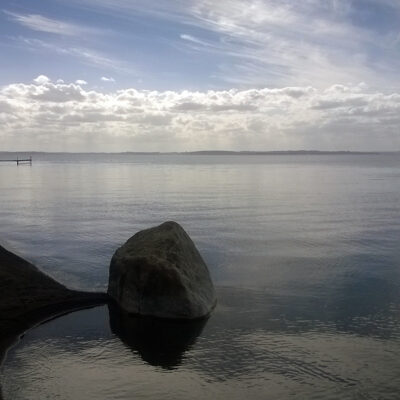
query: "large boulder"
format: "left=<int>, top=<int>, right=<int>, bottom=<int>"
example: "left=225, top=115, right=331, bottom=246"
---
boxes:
left=108, top=221, right=216, bottom=319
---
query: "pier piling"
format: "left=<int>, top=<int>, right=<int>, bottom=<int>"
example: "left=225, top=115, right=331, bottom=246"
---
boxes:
left=0, top=156, right=32, bottom=165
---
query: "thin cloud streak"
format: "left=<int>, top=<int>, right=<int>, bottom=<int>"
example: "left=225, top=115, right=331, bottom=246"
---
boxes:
left=14, top=36, right=132, bottom=73
left=4, top=10, right=103, bottom=37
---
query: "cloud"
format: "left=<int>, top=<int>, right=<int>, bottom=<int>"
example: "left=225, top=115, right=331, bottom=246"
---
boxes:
left=75, top=79, right=88, bottom=85
left=5, top=11, right=102, bottom=37
left=16, top=37, right=129, bottom=73
left=0, top=76, right=399, bottom=152
left=33, top=75, right=51, bottom=84
left=180, top=33, right=212, bottom=47
left=101, top=76, right=115, bottom=82
left=58, top=0, right=400, bottom=89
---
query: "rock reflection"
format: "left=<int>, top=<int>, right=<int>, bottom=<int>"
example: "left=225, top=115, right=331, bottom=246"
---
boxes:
left=108, top=303, right=207, bottom=369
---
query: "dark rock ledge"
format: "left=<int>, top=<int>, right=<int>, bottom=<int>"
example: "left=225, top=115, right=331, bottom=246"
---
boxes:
left=0, top=243, right=108, bottom=370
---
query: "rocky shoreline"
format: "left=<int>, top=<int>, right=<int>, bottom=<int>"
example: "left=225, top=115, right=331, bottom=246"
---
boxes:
left=0, top=243, right=108, bottom=398
left=0, top=223, right=215, bottom=398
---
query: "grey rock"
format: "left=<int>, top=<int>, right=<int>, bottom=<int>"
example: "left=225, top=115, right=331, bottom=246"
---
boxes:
left=108, top=221, right=216, bottom=319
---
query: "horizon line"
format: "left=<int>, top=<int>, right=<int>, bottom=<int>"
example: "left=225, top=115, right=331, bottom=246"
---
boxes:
left=0, top=150, right=399, bottom=155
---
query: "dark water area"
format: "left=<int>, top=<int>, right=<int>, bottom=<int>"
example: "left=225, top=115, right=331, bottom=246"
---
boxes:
left=0, top=153, right=399, bottom=398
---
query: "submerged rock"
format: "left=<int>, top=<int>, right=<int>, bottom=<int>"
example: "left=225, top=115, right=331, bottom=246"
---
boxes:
left=108, top=221, right=216, bottom=319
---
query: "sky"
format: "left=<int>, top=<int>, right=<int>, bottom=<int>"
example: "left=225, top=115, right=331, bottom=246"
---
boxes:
left=0, top=0, right=399, bottom=152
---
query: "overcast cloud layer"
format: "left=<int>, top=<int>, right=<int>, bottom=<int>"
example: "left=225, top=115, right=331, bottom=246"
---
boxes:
left=1, top=76, right=399, bottom=151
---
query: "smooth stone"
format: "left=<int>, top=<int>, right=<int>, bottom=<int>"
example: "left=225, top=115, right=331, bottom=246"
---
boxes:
left=108, top=221, right=217, bottom=319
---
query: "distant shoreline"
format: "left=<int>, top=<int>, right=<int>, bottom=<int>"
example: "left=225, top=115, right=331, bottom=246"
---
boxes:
left=0, top=150, right=398, bottom=156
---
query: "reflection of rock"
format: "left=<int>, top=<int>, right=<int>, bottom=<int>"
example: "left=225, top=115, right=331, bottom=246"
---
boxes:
left=108, top=221, right=217, bottom=319
left=108, top=303, right=207, bottom=369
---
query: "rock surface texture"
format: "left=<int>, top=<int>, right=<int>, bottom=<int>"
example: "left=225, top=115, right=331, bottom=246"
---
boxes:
left=108, top=221, right=216, bottom=319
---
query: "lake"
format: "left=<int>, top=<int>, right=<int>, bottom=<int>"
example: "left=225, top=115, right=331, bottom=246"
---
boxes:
left=1, top=153, right=399, bottom=399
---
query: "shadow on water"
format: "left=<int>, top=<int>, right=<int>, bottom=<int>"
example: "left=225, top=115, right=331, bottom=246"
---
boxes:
left=108, top=303, right=208, bottom=369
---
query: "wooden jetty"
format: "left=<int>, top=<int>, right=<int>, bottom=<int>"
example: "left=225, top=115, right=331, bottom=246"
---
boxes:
left=0, top=156, right=32, bottom=165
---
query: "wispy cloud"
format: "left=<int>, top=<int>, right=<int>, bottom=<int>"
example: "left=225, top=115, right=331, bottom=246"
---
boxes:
left=57, top=0, right=400, bottom=89
left=4, top=10, right=103, bottom=37
left=180, top=34, right=213, bottom=47
left=16, top=37, right=130, bottom=73
left=101, top=76, right=115, bottom=82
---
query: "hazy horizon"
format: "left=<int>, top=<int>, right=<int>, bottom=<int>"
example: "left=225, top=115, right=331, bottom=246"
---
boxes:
left=1, top=149, right=399, bottom=155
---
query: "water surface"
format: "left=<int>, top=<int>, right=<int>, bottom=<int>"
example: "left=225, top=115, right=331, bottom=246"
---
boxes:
left=0, top=153, right=399, bottom=399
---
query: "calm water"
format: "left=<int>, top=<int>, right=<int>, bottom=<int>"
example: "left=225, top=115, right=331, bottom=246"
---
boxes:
left=1, top=153, right=399, bottom=399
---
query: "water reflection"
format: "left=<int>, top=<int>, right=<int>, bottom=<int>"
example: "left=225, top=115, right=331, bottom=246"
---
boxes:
left=1, top=287, right=400, bottom=400
left=108, top=303, right=207, bottom=369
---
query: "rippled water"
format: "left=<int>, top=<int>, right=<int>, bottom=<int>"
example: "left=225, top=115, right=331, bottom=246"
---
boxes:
left=1, top=153, right=400, bottom=399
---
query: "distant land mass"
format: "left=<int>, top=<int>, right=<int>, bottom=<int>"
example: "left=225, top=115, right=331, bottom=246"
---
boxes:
left=1, top=150, right=398, bottom=156
left=181, top=150, right=388, bottom=155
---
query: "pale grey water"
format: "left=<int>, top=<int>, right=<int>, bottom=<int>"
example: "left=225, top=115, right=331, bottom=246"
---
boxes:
left=0, top=153, right=399, bottom=399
